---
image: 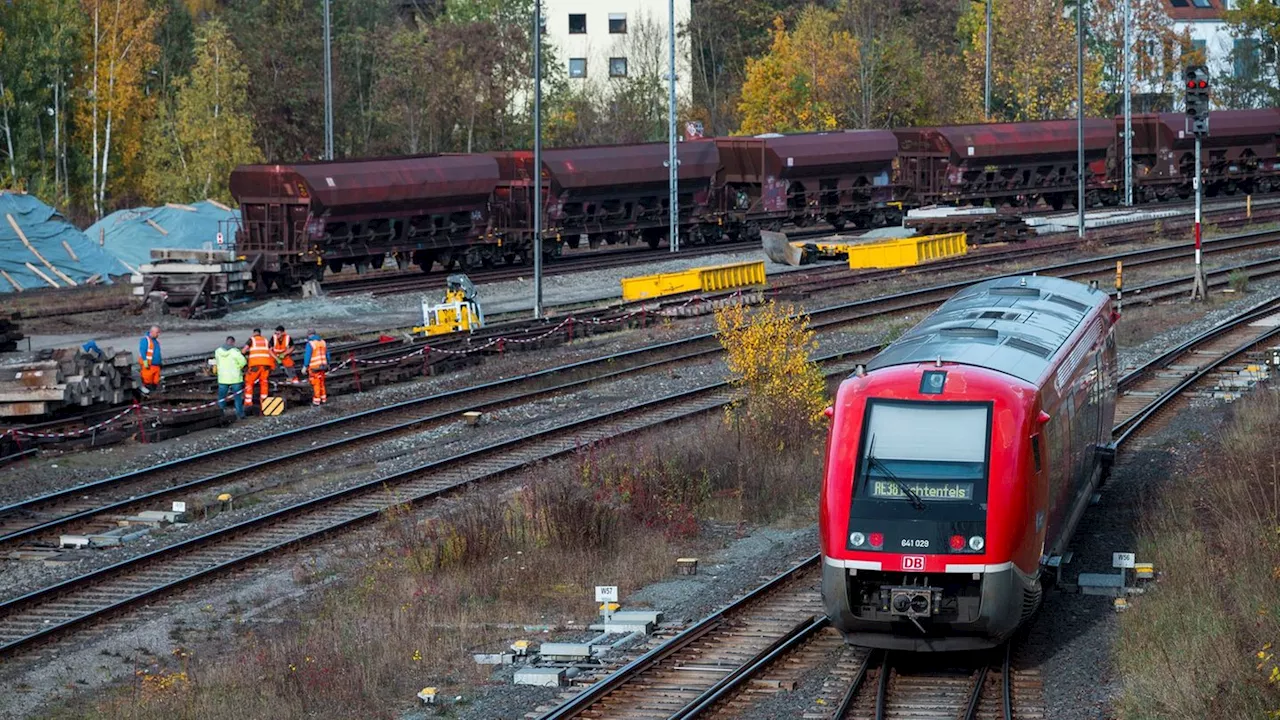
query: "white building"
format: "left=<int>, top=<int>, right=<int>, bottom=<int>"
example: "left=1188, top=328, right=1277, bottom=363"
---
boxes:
left=540, top=0, right=693, bottom=105
left=1160, top=0, right=1275, bottom=105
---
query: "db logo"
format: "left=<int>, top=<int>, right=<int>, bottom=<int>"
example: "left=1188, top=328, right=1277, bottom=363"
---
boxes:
left=902, top=556, right=926, bottom=571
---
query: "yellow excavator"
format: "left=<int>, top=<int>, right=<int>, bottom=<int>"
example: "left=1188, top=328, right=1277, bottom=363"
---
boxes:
left=414, top=274, right=485, bottom=337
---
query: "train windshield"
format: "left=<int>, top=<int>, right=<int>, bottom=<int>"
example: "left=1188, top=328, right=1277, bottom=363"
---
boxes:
left=855, top=400, right=991, bottom=506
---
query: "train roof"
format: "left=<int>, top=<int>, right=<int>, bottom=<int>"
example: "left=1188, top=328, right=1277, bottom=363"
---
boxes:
left=866, top=276, right=1109, bottom=384
left=894, top=120, right=1114, bottom=160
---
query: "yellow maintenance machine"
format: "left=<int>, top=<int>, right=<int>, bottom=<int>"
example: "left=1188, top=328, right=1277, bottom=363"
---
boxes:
left=414, top=274, right=485, bottom=336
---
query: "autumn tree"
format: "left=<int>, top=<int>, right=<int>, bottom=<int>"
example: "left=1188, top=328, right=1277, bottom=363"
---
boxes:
left=957, top=0, right=1106, bottom=122
left=1091, top=0, right=1195, bottom=113
left=0, top=0, right=85, bottom=204
left=78, top=0, right=162, bottom=218
left=1219, top=0, right=1280, bottom=108
left=143, top=18, right=261, bottom=203
left=737, top=9, right=860, bottom=134
left=837, top=0, right=930, bottom=128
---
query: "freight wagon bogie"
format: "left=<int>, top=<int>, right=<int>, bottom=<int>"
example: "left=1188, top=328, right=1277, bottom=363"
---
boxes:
left=819, top=276, right=1117, bottom=651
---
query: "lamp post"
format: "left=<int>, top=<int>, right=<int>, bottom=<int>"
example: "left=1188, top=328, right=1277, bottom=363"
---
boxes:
left=1076, top=0, right=1085, bottom=238
left=1123, top=0, right=1133, bottom=206
left=985, top=0, right=992, bottom=120
left=668, top=0, right=679, bottom=252
left=323, top=0, right=333, bottom=160
left=532, top=0, right=543, bottom=318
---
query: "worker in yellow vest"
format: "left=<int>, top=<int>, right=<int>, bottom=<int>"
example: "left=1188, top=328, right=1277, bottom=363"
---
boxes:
left=302, top=329, right=330, bottom=406
left=242, top=328, right=275, bottom=408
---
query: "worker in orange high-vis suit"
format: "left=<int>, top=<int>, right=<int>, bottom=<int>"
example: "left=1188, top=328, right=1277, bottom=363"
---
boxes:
left=242, top=328, right=275, bottom=409
left=302, top=329, right=330, bottom=406
left=271, top=325, right=297, bottom=382
left=137, top=325, right=162, bottom=395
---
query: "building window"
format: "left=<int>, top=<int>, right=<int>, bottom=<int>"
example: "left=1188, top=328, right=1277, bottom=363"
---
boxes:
left=1190, top=0, right=1212, bottom=7
left=1235, top=38, right=1259, bottom=78
left=569, top=13, right=586, bottom=34
left=569, top=58, right=587, bottom=78
left=609, top=13, right=627, bottom=33
left=609, top=57, right=628, bottom=77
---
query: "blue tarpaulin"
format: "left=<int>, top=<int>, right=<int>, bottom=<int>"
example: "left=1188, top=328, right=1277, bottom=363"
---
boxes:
left=86, top=200, right=238, bottom=272
left=0, top=192, right=129, bottom=293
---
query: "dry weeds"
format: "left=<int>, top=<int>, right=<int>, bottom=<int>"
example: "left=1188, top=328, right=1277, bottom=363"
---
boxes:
left=1114, top=390, right=1280, bottom=718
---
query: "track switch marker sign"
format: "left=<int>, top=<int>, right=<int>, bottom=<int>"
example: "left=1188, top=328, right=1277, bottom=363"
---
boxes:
left=1112, top=552, right=1135, bottom=569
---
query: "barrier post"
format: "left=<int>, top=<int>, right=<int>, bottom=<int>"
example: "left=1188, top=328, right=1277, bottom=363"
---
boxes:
left=421, top=347, right=431, bottom=377
left=641, top=308, right=648, bottom=328
left=497, top=338, right=506, bottom=355
left=350, top=353, right=361, bottom=393
left=133, top=400, right=147, bottom=444
left=567, top=316, right=575, bottom=341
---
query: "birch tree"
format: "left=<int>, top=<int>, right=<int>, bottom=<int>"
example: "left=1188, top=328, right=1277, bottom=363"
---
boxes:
left=78, top=0, right=161, bottom=218
left=143, top=18, right=261, bottom=203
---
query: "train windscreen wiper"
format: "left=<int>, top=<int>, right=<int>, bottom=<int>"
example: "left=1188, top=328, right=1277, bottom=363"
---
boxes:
left=865, top=435, right=927, bottom=511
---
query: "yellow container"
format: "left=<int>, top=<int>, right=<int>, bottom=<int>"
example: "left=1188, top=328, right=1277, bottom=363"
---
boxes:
left=620, top=260, right=766, bottom=301
left=846, top=232, right=968, bottom=270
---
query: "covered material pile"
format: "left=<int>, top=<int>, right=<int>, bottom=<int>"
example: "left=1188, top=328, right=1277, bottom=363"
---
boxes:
left=0, top=191, right=127, bottom=292
left=87, top=200, right=238, bottom=272
left=0, top=344, right=137, bottom=417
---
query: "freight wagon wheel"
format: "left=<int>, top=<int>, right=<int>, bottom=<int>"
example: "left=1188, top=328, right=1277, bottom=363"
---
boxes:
left=1048, top=194, right=1066, bottom=211
left=826, top=214, right=846, bottom=231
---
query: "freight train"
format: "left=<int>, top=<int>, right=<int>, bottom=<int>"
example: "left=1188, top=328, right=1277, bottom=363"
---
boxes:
left=819, top=275, right=1118, bottom=651
left=229, top=109, right=1280, bottom=290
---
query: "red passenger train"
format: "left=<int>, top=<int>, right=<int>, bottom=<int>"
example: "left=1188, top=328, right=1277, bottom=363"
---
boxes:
left=819, top=276, right=1118, bottom=651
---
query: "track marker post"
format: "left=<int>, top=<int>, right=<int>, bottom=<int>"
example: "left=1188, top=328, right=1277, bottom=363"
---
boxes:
left=1115, top=261, right=1123, bottom=315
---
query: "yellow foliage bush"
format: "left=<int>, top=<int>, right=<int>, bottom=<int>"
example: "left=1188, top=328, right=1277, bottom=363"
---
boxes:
left=714, top=300, right=826, bottom=441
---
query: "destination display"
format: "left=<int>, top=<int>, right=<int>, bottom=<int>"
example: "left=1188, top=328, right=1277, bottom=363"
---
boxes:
left=869, top=480, right=975, bottom=501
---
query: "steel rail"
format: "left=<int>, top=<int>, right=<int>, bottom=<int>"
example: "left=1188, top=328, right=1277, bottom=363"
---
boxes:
left=833, top=649, right=878, bottom=719
left=874, top=652, right=892, bottom=720
left=6, top=232, right=1261, bottom=544
left=668, top=616, right=829, bottom=720
left=1002, top=641, right=1013, bottom=720
left=962, top=663, right=992, bottom=720
left=535, top=556, right=822, bottom=720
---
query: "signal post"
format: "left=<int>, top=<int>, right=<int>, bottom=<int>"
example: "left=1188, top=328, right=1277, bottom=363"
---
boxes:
left=1185, top=65, right=1210, bottom=300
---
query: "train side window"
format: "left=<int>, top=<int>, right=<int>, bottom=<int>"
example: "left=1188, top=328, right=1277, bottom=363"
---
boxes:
left=1031, top=433, right=1042, bottom=473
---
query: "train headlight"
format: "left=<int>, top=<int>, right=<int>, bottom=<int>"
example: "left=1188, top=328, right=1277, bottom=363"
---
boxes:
left=969, top=535, right=985, bottom=551
left=849, top=532, right=866, bottom=547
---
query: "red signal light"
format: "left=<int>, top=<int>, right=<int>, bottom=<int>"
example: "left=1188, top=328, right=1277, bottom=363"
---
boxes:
left=949, top=535, right=966, bottom=551
left=868, top=532, right=884, bottom=549
left=1187, top=80, right=1196, bottom=88
left=1198, top=80, right=1208, bottom=89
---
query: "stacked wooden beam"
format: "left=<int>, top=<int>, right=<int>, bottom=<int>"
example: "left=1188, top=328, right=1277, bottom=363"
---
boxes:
left=0, top=346, right=136, bottom=417
left=0, top=317, right=21, bottom=353
left=131, top=248, right=249, bottom=313
left=905, top=214, right=1033, bottom=245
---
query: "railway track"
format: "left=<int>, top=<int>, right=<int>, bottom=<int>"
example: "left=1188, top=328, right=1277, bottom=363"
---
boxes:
left=4, top=231, right=1275, bottom=554
left=324, top=240, right=764, bottom=297
left=1, top=228, right=1278, bottom=660
left=534, top=290, right=1280, bottom=720
left=0, top=349, right=871, bottom=659
left=6, top=213, right=1276, bottom=453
